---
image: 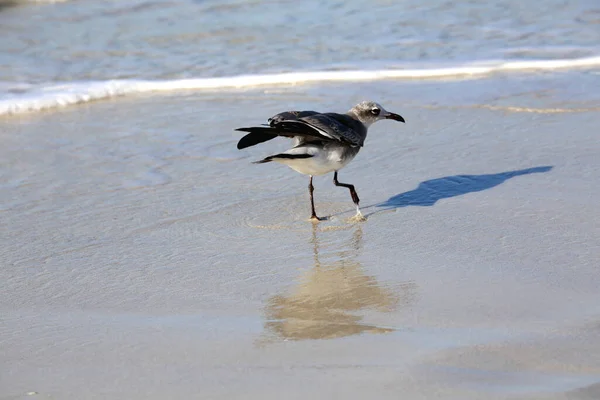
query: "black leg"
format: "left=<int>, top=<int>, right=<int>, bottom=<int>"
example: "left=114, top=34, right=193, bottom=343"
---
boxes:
left=333, top=171, right=360, bottom=206
left=308, top=175, right=319, bottom=220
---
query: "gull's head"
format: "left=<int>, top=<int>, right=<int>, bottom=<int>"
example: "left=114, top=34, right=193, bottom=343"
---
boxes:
left=349, top=101, right=405, bottom=128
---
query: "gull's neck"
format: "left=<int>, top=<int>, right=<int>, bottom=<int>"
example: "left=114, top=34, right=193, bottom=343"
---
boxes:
left=346, top=110, right=373, bottom=129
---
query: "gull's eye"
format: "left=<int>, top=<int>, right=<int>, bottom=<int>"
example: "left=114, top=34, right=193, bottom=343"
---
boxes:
left=370, top=108, right=380, bottom=116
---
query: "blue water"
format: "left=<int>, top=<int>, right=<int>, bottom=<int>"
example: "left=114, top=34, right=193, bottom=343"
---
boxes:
left=0, top=0, right=599, bottom=115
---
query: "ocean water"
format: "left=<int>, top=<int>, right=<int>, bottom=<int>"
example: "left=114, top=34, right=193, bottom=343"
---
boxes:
left=0, top=0, right=599, bottom=115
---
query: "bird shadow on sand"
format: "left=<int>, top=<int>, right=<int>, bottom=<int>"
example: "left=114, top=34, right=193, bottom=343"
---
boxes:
left=361, top=166, right=553, bottom=217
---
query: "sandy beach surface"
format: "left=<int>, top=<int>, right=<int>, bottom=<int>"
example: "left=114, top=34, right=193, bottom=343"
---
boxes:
left=2, top=71, right=600, bottom=399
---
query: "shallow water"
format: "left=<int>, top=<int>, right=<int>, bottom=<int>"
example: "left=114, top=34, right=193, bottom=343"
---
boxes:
left=3, top=73, right=600, bottom=398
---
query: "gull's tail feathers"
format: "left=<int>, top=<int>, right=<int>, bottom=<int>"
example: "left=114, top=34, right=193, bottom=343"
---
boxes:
left=253, top=153, right=314, bottom=164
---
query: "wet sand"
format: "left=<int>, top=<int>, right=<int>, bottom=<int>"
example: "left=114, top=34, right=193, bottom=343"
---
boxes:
left=2, top=74, right=600, bottom=399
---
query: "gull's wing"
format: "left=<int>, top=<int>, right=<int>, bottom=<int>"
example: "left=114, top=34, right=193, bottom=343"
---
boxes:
left=236, top=111, right=329, bottom=150
left=268, top=110, right=319, bottom=126
left=235, top=110, right=321, bottom=150
left=281, top=113, right=367, bottom=147
left=235, top=124, right=334, bottom=149
left=235, top=111, right=366, bottom=149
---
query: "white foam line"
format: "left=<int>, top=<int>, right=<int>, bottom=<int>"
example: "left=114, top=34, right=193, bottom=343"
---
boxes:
left=22, top=0, right=71, bottom=3
left=1, top=56, right=599, bottom=116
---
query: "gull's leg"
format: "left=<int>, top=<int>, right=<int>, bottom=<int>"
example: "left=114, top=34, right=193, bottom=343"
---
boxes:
left=308, top=175, right=320, bottom=221
left=333, top=171, right=365, bottom=220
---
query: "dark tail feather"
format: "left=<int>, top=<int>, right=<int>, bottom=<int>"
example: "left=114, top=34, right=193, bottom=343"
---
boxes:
left=252, top=153, right=313, bottom=164
left=252, top=158, right=272, bottom=164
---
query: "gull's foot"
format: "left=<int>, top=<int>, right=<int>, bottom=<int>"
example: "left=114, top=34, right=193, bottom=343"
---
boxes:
left=348, top=212, right=367, bottom=223
left=310, top=215, right=324, bottom=222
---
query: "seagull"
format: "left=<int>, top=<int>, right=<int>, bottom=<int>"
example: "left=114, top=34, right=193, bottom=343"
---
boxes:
left=235, top=101, right=405, bottom=221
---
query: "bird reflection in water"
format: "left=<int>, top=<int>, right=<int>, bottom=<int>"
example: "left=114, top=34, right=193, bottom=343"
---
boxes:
left=263, top=224, right=417, bottom=341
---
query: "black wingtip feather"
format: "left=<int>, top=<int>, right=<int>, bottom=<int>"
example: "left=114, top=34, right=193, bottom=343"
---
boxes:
left=237, top=131, right=278, bottom=149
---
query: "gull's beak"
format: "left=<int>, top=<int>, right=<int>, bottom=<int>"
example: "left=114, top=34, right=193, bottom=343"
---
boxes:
left=385, top=112, right=405, bottom=123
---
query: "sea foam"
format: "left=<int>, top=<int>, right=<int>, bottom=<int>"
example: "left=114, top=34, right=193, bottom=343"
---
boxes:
left=1, top=56, right=599, bottom=116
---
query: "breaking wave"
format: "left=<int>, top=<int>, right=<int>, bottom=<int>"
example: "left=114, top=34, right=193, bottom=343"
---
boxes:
left=1, top=56, right=599, bottom=116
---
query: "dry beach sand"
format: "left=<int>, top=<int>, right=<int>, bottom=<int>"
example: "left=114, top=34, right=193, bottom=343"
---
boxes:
left=2, top=72, right=600, bottom=399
